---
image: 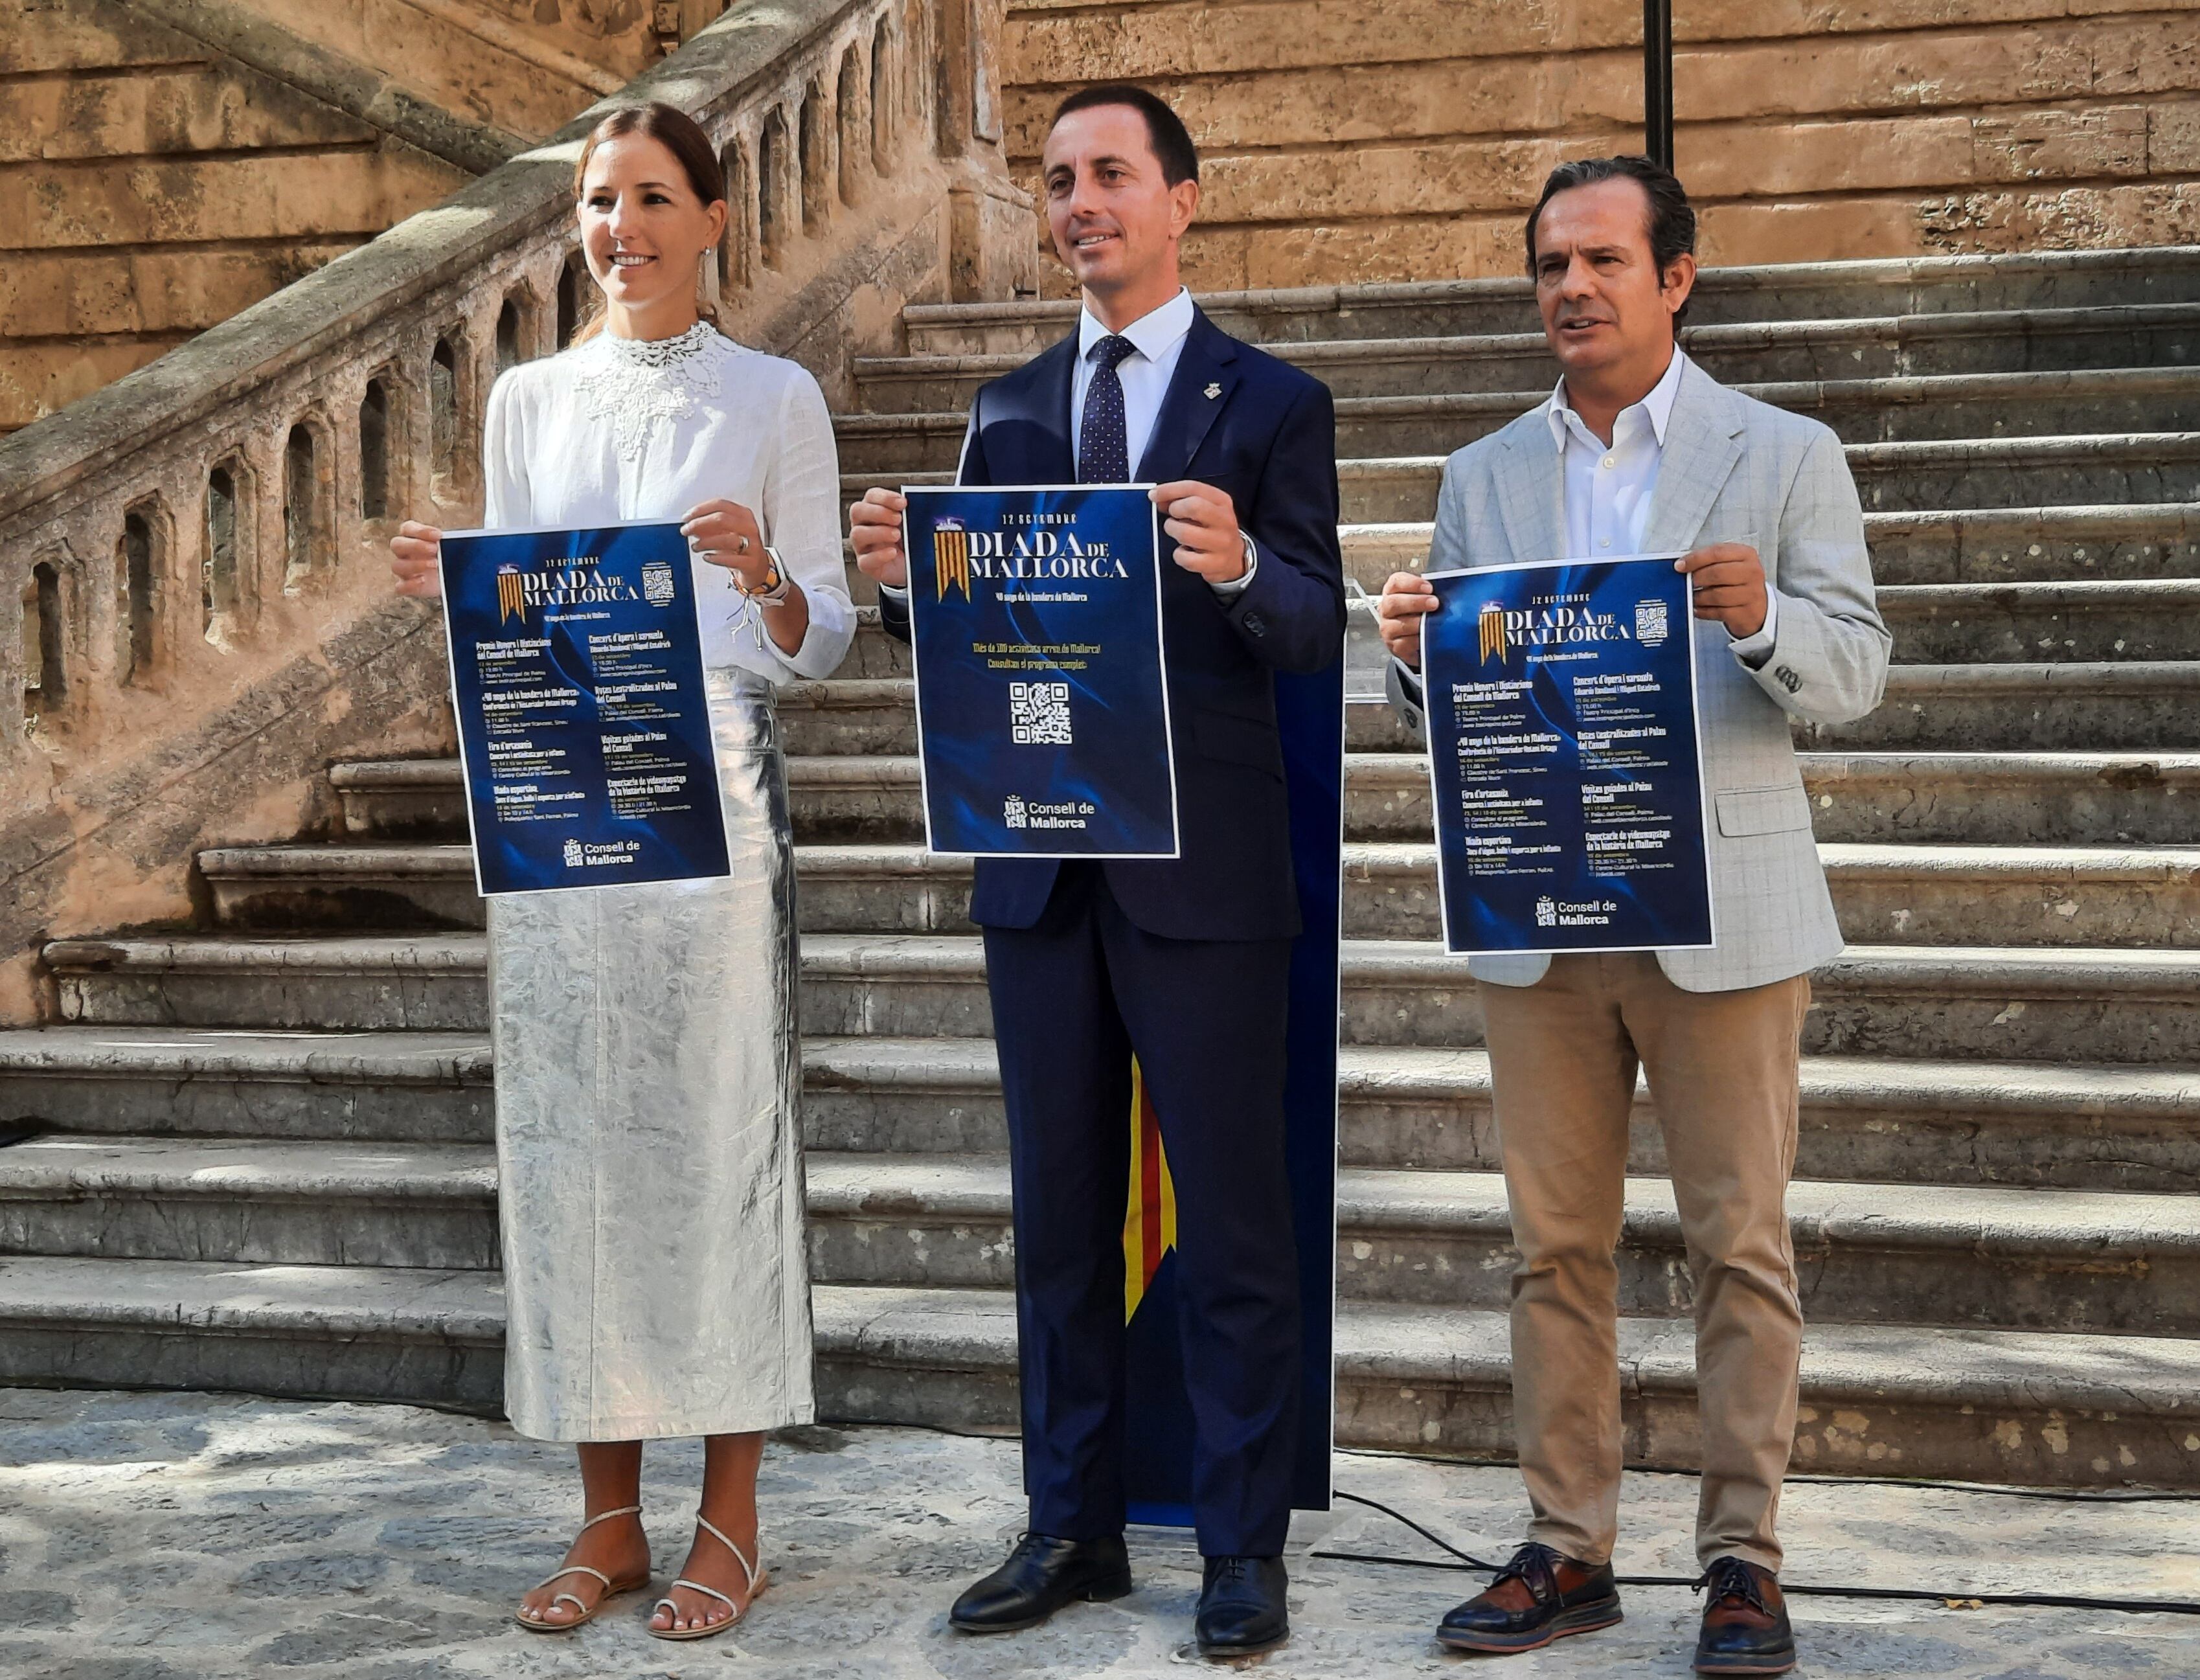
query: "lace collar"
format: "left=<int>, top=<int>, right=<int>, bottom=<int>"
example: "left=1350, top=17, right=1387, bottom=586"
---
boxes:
left=597, top=319, right=720, bottom=369
left=573, top=321, right=729, bottom=464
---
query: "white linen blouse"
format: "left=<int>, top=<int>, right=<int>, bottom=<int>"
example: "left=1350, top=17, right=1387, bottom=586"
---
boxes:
left=481, top=319, right=854, bottom=683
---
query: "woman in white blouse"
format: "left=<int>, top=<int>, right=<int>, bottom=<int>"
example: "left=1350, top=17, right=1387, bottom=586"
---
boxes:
left=389, top=102, right=850, bottom=1642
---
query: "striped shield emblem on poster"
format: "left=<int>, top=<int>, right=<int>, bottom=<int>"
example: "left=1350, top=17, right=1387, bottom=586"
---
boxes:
left=933, top=517, right=971, bottom=602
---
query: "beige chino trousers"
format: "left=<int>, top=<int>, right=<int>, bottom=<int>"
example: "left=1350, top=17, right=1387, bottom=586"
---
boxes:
left=1479, top=952, right=1811, bottom=1573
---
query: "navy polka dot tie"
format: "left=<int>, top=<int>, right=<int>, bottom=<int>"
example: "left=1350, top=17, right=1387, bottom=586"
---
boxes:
left=1078, top=334, right=1138, bottom=484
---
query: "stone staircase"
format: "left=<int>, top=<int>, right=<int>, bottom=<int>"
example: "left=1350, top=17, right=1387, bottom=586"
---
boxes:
left=5, top=245, right=2200, bottom=1490
left=0, top=0, right=689, bottom=435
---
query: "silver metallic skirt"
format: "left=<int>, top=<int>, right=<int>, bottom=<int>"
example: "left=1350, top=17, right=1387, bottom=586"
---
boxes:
left=486, top=672, right=814, bottom=1442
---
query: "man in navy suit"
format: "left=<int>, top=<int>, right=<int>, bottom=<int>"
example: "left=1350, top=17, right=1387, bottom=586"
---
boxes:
left=850, top=84, right=1343, bottom=1658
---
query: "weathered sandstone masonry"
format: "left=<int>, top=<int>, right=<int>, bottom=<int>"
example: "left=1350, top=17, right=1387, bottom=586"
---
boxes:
left=0, top=0, right=1035, bottom=1023
left=1002, top=0, right=2200, bottom=293
left=0, top=0, right=740, bottom=436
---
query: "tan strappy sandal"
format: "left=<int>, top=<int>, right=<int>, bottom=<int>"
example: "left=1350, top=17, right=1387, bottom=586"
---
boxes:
left=647, top=1512, right=767, bottom=1641
left=514, top=1504, right=650, bottom=1632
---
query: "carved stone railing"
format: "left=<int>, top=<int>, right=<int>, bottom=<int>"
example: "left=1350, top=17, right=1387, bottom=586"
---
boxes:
left=0, top=0, right=1032, bottom=1021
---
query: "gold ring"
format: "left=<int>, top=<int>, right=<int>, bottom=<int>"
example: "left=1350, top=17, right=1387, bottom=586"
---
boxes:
left=737, top=535, right=751, bottom=553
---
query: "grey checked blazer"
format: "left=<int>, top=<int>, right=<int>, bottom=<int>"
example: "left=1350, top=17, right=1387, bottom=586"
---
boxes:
left=1389, top=358, right=1890, bottom=993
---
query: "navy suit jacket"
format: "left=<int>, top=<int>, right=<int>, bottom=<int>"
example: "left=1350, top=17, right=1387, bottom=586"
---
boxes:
left=880, top=307, right=1344, bottom=940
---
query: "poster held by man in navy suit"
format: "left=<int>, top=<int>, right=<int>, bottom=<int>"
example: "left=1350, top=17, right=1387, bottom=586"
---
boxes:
left=902, top=484, right=1179, bottom=858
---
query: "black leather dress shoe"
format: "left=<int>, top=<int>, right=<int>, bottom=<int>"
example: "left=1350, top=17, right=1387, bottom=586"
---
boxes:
left=1195, top=1555, right=1289, bottom=1657
left=1436, top=1541, right=1623, bottom=1653
left=1694, top=1556, right=1796, bottom=1675
left=949, top=1532, right=1132, bottom=1634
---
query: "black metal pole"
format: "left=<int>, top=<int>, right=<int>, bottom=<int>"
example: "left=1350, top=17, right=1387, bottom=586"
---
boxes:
left=1643, top=0, right=1674, bottom=170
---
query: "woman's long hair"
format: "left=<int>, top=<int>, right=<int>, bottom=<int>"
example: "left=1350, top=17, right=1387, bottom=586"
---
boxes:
left=568, top=102, right=728, bottom=347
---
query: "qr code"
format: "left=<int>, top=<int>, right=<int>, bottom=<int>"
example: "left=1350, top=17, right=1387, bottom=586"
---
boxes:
left=1010, top=681, right=1072, bottom=745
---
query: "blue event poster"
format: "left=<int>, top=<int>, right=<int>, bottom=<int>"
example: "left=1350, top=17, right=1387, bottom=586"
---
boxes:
left=437, top=521, right=731, bottom=896
left=1420, top=556, right=1714, bottom=955
left=902, top=484, right=1178, bottom=857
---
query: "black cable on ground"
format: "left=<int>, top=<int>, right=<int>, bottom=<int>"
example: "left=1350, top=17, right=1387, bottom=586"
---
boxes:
left=1315, top=1492, right=2200, bottom=1618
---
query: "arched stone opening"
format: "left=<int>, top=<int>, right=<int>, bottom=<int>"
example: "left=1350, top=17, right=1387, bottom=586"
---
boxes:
left=117, top=503, right=163, bottom=687
left=21, top=560, right=67, bottom=718
left=836, top=49, right=865, bottom=207
left=359, top=377, right=396, bottom=521
left=759, top=108, right=791, bottom=268
left=203, top=460, right=251, bottom=645
left=870, top=16, right=896, bottom=172
left=495, top=299, right=524, bottom=376
left=430, top=334, right=469, bottom=505
left=720, top=137, right=752, bottom=293
left=800, top=81, right=832, bottom=235
left=557, top=251, right=589, bottom=348
left=283, top=421, right=334, bottom=594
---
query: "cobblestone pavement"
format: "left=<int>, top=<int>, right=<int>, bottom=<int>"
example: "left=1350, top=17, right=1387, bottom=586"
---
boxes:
left=1, top=1387, right=2194, bottom=1679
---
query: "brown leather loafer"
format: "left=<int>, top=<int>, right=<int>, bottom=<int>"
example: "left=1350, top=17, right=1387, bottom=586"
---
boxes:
left=1436, top=1541, right=1622, bottom=1653
left=1694, top=1556, right=1797, bottom=1675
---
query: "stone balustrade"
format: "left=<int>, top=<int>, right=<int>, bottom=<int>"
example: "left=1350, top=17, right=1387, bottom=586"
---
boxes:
left=0, top=0, right=1032, bottom=1021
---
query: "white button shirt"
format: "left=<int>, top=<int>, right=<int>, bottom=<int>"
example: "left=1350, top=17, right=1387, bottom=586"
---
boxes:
left=1067, top=286, right=1195, bottom=475
left=892, top=285, right=1253, bottom=601
left=1547, top=348, right=1776, bottom=657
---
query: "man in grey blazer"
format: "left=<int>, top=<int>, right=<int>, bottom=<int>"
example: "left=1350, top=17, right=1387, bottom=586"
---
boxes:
left=1378, top=157, right=1888, bottom=1677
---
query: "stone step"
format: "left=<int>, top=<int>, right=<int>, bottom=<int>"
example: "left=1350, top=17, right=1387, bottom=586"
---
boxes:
left=795, top=934, right=2200, bottom=1063
left=1333, top=527, right=2200, bottom=654
left=842, top=433, right=2200, bottom=525
left=804, top=1153, right=2200, bottom=1335
left=51, top=931, right=2200, bottom=1061
left=0, top=1254, right=506, bottom=1411
left=834, top=369, right=2200, bottom=473
left=328, top=758, right=464, bottom=840
left=789, top=840, right=2200, bottom=950
left=804, top=1038, right=2200, bottom=1194
left=1878, top=580, right=2200, bottom=663
left=1343, top=663, right=2200, bottom=755
left=1341, top=506, right=2200, bottom=592
left=19, top=1129, right=2181, bottom=1332
left=0, top=1026, right=493, bottom=1142
left=859, top=302, right=2200, bottom=412
left=1803, top=662, right=2200, bottom=753
left=1796, top=751, right=2200, bottom=848
left=200, top=845, right=479, bottom=931
left=787, top=751, right=2200, bottom=849
left=899, top=247, right=2200, bottom=354
left=836, top=574, right=2200, bottom=666
left=3, top=1258, right=2190, bottom=1484
left=1853, top=504, right=2200, bottom=585
left=0, top=1136, right=498, bottom=1269
left=776, top=664, right=2200, bottom=760
left=15, top=1017, right=2184, bottom=1192
left=45, top=934, right=492, bottom=1032
left=815, top=1284, right=2200, bottom=1489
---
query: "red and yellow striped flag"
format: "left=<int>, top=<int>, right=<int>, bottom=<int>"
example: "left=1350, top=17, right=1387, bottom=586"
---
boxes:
left=1122, top=1056, right=1179, bottom=1321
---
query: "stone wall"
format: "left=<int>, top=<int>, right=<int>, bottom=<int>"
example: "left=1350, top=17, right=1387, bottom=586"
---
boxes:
left=221, top=0, right=649, bottom=137
left=1002, top=0, right=2200, bottom=294
left=0, top=0, right=1034, bottom=1024
left=0, top=0, right=741, bottom=437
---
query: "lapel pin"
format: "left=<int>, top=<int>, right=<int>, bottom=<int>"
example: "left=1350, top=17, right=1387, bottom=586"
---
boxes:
left=1204, top=381, right=1221, bottom=400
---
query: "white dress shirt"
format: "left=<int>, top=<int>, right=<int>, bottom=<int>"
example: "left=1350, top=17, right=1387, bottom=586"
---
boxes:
left=885, top=286, right=1253, bottom=601
left=1068, top=286, right=1196, bottom=475
left=1547, top=348, right=1776, bottom=658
